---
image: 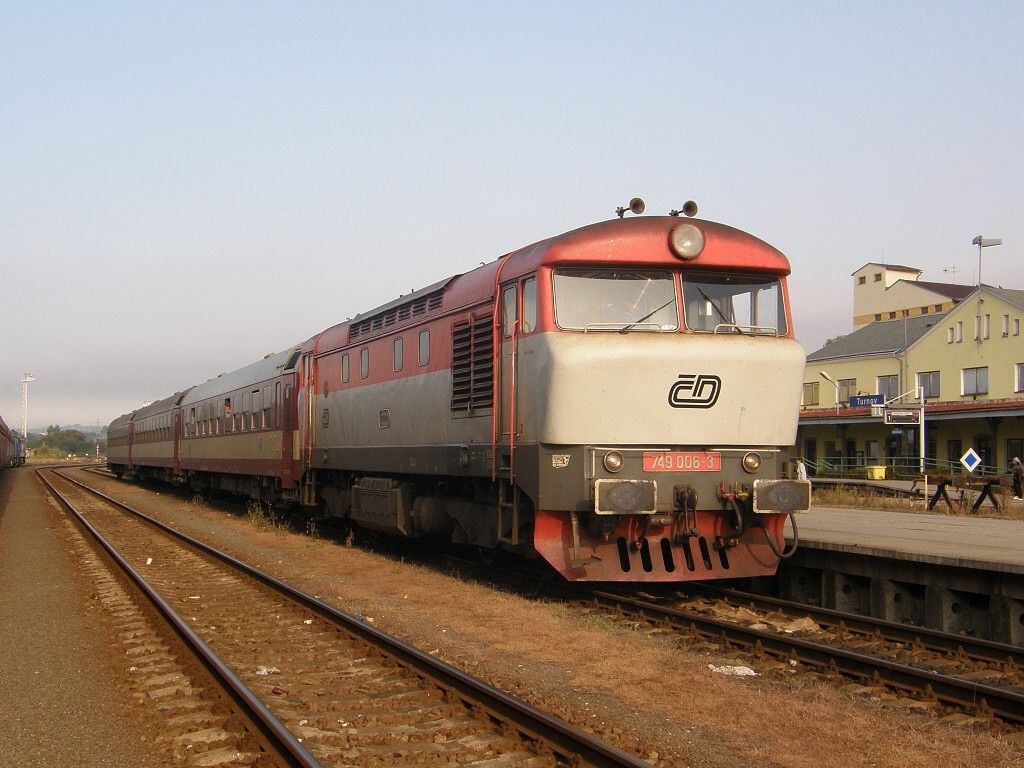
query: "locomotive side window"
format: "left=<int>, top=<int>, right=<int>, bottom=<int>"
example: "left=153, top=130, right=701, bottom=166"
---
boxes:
left=360, top=348, right=369, bottom=379
left=418, top=329, right=429, bottom=366
left=522, top=277, right=537, bottom=333
left=682, top=273, right=786, bottom=335
left=341, top=353, right=349, bottom=383
left=552, top=269, right=677, bottom=331
left=393, top=337, right=403, bottom=372
left=502, top=285, right=517, bottom=337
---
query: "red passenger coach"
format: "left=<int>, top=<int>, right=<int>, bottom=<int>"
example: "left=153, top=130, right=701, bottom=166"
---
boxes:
left=110, top=209, right=811, bottom=583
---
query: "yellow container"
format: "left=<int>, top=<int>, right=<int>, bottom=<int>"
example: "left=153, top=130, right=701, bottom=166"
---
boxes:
left=866, top=465, right=886, bottom=480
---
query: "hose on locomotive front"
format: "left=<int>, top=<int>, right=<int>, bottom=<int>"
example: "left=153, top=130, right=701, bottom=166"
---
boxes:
left=761, top=512, right=799, bottom=559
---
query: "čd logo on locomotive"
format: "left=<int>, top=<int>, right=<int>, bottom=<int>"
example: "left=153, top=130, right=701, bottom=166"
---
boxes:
left=668, top=374, right=721, bottom=408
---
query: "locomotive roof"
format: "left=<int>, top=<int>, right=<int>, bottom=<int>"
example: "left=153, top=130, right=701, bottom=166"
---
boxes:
left=313, top=216, right=789, bottom=353
left=180, top=345, right=302, bottom=405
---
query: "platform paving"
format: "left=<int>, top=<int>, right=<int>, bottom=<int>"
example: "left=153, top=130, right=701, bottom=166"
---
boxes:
left=787, top=505, right=1024, bottom=574
left=0, top=467, right=165, bottom=767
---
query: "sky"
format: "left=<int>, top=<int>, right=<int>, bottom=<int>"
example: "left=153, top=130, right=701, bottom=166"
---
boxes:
left=2, top=2, right=1022, bottom=430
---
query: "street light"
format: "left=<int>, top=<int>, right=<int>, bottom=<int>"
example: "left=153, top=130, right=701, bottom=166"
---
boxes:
left=21, top=373, right=35, bottom=444
left=819, top=370, right=839, bottom=414
left=971, top=235, right=1002, bottom=288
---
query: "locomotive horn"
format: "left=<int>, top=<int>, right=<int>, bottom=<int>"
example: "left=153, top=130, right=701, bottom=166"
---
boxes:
left=616, top=197, right=646, bottom=218
left=669, top=200, right=699, bottom=217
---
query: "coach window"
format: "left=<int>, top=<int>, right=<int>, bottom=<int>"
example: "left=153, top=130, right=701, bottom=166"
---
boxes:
left=241, top=393, right=249, bottom=430
left=521, top=277, right=537, bottom=333
left=418, top=329, right=429, bottom=366
left=360, top=348, right=369, bottom=379
left=502, top=285, right=517, bottom=337
left=262, top=386, right=271, bottom=428
left=274, top=382, right=281, bottom=427
left=342, top=353, right=349, bottom=383
left=252, top=389, right=261, bottom=430
left=393, top=337, right=403, bottom=372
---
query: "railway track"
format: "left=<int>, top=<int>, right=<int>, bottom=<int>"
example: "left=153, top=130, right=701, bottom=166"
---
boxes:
left=572, top=585, right=1024, bottom=725
left=40, top=467, right=650, bottom=768
left=430, top=553, right=1024, bottom=727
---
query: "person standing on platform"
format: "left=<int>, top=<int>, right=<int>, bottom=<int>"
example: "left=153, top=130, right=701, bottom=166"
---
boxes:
left=1012, top=457, right=1024, bottom=501
left=795, top=457, right=808, bottom=481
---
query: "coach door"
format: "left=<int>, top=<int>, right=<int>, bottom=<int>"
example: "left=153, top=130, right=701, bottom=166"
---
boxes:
left=496, top=277, right=536, bottom=545
left=300, top=353, right=317, bottom=504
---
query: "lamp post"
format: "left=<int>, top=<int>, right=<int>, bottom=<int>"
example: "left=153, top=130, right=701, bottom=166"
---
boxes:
left=972, top=235, right=1002, bottom=288
left=21, top=373, right=35, bottom=445
left=819, top=370, right=839, bottom=414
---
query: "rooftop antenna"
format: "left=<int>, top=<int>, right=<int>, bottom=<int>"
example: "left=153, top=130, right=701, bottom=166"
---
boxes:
left=942, top=265, right=959, bottom=283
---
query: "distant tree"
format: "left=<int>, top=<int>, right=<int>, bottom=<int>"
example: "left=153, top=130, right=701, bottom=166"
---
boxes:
left=29, top=425, right=96, bottom=458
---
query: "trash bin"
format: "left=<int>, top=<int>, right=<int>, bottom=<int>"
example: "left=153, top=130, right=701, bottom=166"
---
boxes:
left=866, top=466, right=886, bottom=480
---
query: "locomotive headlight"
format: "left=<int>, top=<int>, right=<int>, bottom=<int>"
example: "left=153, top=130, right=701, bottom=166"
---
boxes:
left=742, top=452, right=763, bottom=473
left=603, top=451, right=624, bottom=473
left=669, top=223, right=705, bottom=259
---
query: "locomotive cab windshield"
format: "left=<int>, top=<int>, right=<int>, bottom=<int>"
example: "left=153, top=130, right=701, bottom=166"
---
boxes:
left=682, top=272, right=787, bottom=335
left=552, top=268, right=679, bottom=331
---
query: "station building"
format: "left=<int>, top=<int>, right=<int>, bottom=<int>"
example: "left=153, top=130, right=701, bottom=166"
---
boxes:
left=797, top=263, right=1024, bottom=475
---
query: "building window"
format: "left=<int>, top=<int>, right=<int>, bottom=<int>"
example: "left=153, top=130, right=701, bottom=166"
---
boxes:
left=341, top=353, right=349, bottom=383
left=1009, top=438, right=1024, bottom=466
left=393, top=337, right=403, bottom=372
left=802, top=382, right=819, bottom=406
left=920, top=306, right=929, bottom=314
left=947, top=327, right=954, bottom=344
left=858, top=276, right=866, bottom=285
left=838, top=378, right=856, bottom=404
left=1003, top=315, right=1010, bottom=336
left=875, top=313, right=882, bottom=322
left=918, top=371, right=940, bottom=398
left=962, top=367, right=988, bottom=396
left=418, top=329, right=429, bottom=366
left=874, top=273, right=882, bottom=282
left=902, top=309, right=909, bottom=318
left=983, top=314, right=990, bottom=339
left=934, top=304, right=942, bottom=312
left=360, top=348, right=369, bottom=379
left=1017, top=363, right=1024, bottom=393
left=865, top=440, right=879, bottom=462
left=888, top=311, right=897, bottom=319
left=974, top=316, right=980, bottom=341
left=956, top=321, right=963, bottom=342
left=877, top=374, right=899, bottom=401
left=1015, top=319, right=1021, bottom=336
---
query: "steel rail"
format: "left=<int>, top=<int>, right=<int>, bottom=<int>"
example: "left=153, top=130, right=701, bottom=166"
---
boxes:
left=37, top=468, right=322, bottom=768
left=689, top=584, right=1024, bottom=666
left=581, top=588, right=1024, bottom=724
left=55, top=467, right=650, bottom=768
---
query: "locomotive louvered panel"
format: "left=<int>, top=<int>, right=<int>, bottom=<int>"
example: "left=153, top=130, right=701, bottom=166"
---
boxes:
left=349, top=289, right=446, bottom=342
left=451, top=315, right=493, bottom=413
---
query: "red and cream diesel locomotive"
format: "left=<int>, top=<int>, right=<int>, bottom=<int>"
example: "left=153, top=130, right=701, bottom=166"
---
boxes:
left=109, top=205, right=811, bottom=582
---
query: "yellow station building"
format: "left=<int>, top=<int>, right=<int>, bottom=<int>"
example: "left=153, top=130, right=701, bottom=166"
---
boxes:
left=798, top=263, right=1024, bottom=476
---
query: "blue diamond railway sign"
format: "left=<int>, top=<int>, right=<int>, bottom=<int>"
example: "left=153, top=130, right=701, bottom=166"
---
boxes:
left=960, top=448, right=982, bottom=474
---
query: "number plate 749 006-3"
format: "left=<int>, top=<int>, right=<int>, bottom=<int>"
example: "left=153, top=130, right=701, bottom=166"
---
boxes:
left=642, top=452, right=721, bottom=472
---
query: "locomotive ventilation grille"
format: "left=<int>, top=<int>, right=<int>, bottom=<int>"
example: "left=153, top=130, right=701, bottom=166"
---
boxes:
left=615, top=536, right=729, bottom=574
left=350, top=289, right=444, bottom=340
left=450, top=315, right=494, bottom=413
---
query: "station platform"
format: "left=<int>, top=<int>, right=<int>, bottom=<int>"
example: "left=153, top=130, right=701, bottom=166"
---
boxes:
left=787, top=505, right=1024, bottom=574
left=773, top=504, right=1024, bottom=644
